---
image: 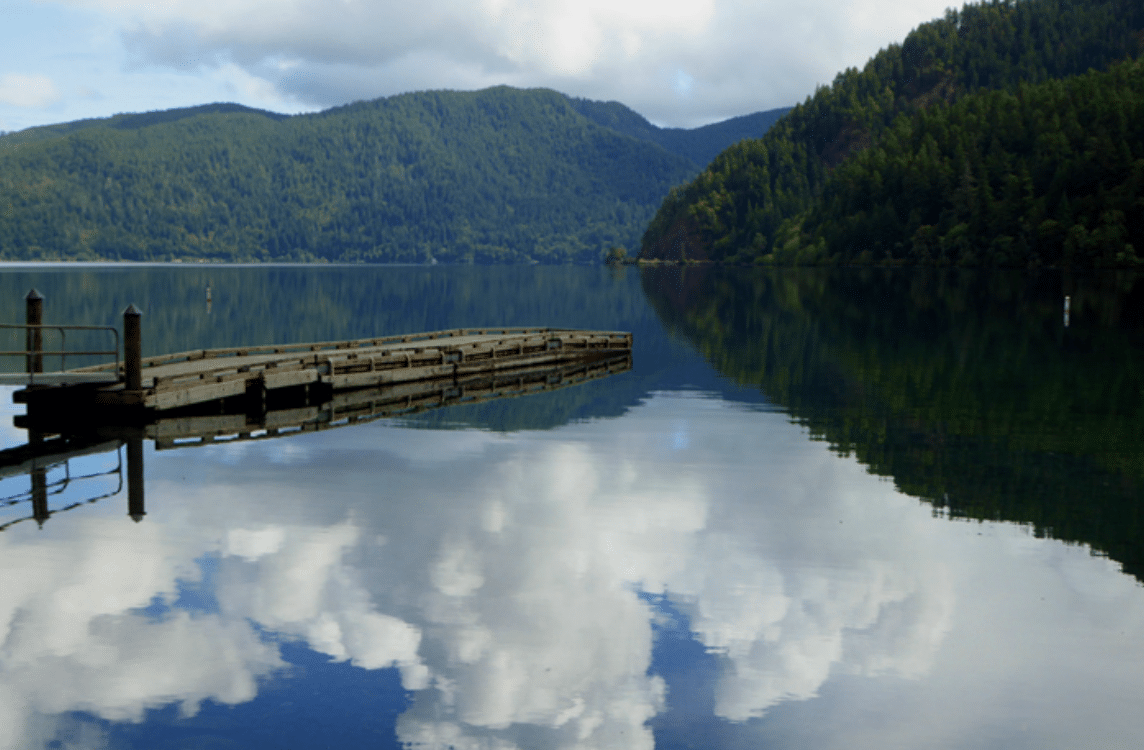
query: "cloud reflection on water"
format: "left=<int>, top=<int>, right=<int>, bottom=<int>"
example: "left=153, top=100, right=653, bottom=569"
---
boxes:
left=0, top=519, right=283, bottom=749
left=0, top=392, right=1141, bottom=749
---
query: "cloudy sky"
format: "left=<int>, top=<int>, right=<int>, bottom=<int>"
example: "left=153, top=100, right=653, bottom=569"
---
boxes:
left=1, top=0, right=959, bottom=133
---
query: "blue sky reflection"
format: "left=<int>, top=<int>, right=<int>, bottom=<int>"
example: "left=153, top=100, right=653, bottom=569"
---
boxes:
left=0, top=391, right=1142, bottom=749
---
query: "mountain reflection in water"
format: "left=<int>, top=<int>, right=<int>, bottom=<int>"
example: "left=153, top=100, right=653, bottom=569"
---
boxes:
left=0, top=265, right=1141, bottom=750
left=642, top=265, right=1144, bottom=581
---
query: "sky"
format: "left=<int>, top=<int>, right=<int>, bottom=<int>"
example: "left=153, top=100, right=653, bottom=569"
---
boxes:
left=0, top=0, right=960, bottom=134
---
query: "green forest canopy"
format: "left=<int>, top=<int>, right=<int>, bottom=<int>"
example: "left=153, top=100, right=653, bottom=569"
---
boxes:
left=640, top=0, right=1144, bottom=268
left=0, top=88, right=786, bottom=264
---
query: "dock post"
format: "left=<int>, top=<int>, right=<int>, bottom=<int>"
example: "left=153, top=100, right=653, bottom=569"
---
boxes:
left=31, top=460, right=49, bottom=528
left=25, top=289, right=42, bottom=375
left=124, top=304, right=142, bottom=390
left=127, top=436, right=145, bottom=522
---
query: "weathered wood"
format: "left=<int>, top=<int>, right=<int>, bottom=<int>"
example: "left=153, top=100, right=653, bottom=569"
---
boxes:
left=143, top=353, right=631, bottom=449
left=123, top=305, right=142, bottom=391
left=147, top=413, right=250, bottom=441
left=148, top=378, right=250, bottom=410
left=7, top=353, right=631, bottom=458
left=0, top=372, right=120, bottom=386
left=14, top=327, right=632, bottom=417
left=25, top=289, right=42, bottom=375
left=69, top=327, right=592, bottom=373
left=263, top=367, right=321, bottom=390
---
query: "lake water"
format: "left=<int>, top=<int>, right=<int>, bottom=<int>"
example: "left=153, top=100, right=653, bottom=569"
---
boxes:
left=0, top=264, right=1141, bottom=750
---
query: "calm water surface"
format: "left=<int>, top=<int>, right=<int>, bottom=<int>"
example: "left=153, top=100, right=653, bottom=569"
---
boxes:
left=0, top=264, right=1141, bottom=750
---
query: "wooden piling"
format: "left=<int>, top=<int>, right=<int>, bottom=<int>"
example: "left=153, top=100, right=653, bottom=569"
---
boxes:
left=30, top=463, right=48, bottom=528
left=127, top=436, right=145, bottom=522
left=123, top=304, right=142, bottom=391
left=25, top=289, right=42, bottom=375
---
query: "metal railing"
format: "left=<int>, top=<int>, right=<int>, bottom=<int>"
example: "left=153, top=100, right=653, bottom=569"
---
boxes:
left=0, top=446, right=125, bottom=532
left=0, top=323, right=121, bottom=386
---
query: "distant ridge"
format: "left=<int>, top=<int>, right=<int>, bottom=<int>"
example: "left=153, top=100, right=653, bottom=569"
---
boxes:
left=0, top=87, right=788, bottom=264
left=3, top=96, right=789, bottom=170
left=3, top=103, right=288, bottom=146
left=568, top=100, right=792, bottom=168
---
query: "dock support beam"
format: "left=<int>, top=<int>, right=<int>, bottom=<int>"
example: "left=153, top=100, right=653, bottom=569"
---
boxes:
left=124, top=304, right=142, bottom=391
left=25, top=289, right=42, bottom=375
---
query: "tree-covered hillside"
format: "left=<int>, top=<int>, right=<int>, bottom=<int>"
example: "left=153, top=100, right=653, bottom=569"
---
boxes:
left=640, top=0, right=1144, bottom=267
left=0, top=88, right=780, bottom=264
left=794, top=59, right=1144, bottom=266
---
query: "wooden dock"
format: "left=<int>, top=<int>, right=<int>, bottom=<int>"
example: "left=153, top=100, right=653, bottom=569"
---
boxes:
left=3, top=290, right=631, bottom=435
left=1, top=292, right=634, bottom=531
left=13, top=325, right=631, bottom=421
left=16, top=352, right=632, bottom=450
left=2, top=351, right=631, bottom=531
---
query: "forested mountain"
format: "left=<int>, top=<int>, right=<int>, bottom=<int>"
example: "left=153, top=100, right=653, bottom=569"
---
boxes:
left=0, top=88, right=781, bottom=264
left=640, top=0, right=1144, bottom=267
left=799, top=60, right=1143, bottom=266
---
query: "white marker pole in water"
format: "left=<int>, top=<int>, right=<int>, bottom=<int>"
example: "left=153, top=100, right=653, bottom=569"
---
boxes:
left=1064, top=295, right=1071, bottom=328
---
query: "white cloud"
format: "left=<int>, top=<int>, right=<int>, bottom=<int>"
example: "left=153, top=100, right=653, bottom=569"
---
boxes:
left=0, top=518, right=285, bottom=745
left=394, top=438, right=699, bottom=746
left=212, top=521, right=429, bottom=685
left=0, top=74, right=58, bottom=109
left=47, top=0, right=956, bottom=126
